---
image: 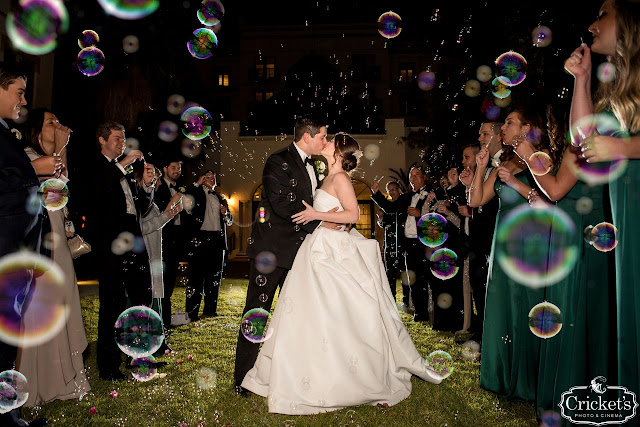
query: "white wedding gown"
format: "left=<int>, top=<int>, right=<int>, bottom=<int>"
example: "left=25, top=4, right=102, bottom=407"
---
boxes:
left=242, top=189, right=441, bottom=415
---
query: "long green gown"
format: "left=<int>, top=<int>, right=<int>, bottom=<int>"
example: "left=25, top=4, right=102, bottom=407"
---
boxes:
left=536, top=179, right=613, bottom=422
left=609, top=133, right=640, bottom=400
left=479, top=171, right=547, bottom=401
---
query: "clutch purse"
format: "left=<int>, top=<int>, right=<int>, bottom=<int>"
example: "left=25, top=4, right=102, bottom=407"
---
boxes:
left=67, top=234, right=92, bottom=259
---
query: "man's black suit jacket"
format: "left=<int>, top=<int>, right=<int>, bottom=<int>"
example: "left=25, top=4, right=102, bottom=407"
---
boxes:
left=371, top=187, right=429, bottom=252
left=246, top=143, right=320, bottom=270
left=183, top=185, right=233, bottom=251
left=87, top=155, right=153, bottom=253
left=0, top=125, right=40, bottom=255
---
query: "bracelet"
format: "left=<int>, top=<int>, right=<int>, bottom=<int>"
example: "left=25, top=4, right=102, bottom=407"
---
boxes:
left=528, top=189, right=538, bottom=206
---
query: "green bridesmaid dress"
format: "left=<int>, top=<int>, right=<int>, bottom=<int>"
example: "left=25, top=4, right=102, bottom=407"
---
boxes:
left=536, top=180, right=614, bottom=422
left=479, top=170, right=547, bottom=401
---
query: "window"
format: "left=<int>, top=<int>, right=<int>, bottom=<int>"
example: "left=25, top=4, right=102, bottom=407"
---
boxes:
left=399, top=63, right=415, bottom=83
left=218, top=74, right=229, bottom=86
left=255, top=90, right=274, bottom=102
left=255, top=57, right=276, bottom=79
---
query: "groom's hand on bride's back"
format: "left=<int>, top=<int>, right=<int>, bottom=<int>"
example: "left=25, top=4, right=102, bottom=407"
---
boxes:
left=320, top=206, right=343, bottom=230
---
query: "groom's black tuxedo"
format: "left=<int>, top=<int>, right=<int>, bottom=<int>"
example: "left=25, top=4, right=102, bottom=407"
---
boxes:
left=235, top=142, right=321, bottom=386
left=246, top=143, right=319, bottom=268
left=0, top=124, right=42, bottom=373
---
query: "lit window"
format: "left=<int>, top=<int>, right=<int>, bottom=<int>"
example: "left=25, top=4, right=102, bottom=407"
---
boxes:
left=218, top=74, right=229, bottom=86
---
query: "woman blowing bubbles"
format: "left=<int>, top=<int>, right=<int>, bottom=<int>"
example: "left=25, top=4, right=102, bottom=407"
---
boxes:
left=565, top=0, right=640, bottom=398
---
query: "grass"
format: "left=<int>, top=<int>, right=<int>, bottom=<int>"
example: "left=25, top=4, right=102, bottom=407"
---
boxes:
left=24, top=279, right=537, bottom=426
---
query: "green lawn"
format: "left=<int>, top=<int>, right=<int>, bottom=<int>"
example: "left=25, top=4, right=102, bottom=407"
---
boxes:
left=24, top=279, right=537, bottom=426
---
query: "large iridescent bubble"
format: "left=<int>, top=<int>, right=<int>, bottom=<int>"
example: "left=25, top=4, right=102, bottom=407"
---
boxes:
left=495, top=51, right=527, bottom=86
left=6, top=0, right=69, bottom=55
left=568, top=113, right=629, bottom=185
left=0, top=370, right=28, bottom=414
left=377, top=12, right=402, bottom=39
left=97, top=0, right=159, bottom=20
left=77, top=47, right=105, bottom=77
left=240, top=308, right=273, bottom=343
left=429, top=248, right=459, bottom=280
left=531, top=26, right=552, bottom=48
left=425, top=350, right=453, bottom=380
left=130, top=355, right=158, bottom=381
left=417, top=71, right=436, bottom=91
left=38, top=178, right=69, bottom=211
left=491, top=76, right=511, bottom=99
left=197, top=0, right=225, bottom=27
left=78, top=30, right=99, bottom=49
left=0, top=251, right=67, bottom=347
left=496, top=205, right=578, bottom=288
left=529, top=302, right=562, bottom=338
left=114, top=306, right=164, bottom=358
left=187, top=28, right=218, bottom=59
left=181, top=106, right=212, bottom=140
left=417, top=213, right=448, bottom=247
left=584, top=222, right=618, bottom=252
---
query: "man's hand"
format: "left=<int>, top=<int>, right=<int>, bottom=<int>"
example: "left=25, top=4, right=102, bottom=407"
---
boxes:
left=221, top=204, right=227, bottom=215
left=459, top=168, right=473, bottom=187
left=371, top=176, right=383, bottom=193
left=407, top=207, right=421, bottom=217
left=119, top=149, right=144, bottom=167
left=143, top=163, right=155, bottom=186
left=458, top=205, right=472, bottom=217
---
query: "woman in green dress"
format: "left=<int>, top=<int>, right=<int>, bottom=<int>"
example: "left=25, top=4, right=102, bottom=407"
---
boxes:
left=565, top=0, right=640, bottom=402
left=513, top=105, right=613, bottom=421
left=463, top=108, right=548, bottom=401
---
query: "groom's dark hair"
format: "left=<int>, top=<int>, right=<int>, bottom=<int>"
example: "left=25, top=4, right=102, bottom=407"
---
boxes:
left=294, top=115, right=325, bottom=142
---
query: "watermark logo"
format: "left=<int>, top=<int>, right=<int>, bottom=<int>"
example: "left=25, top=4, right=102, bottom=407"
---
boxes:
left=558, top=376, right=638, bottom=425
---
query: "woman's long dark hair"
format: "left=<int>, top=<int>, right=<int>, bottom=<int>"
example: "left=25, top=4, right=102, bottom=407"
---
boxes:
left=20, top=107, right=50, bottom=156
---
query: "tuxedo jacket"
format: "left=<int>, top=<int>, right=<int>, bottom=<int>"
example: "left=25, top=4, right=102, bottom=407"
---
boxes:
left=371, top=186, right=430, bottom=252
left=246, top=142, right=320, bottom=269
left=87, top=155, right=153, bottom=253
left=183, top=185, right=233, bottom=251
left=0, top=125, right=41, bottom=254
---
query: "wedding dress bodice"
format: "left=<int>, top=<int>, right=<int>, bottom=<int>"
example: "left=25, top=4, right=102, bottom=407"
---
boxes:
left=313, top=189, right=344, bottom=213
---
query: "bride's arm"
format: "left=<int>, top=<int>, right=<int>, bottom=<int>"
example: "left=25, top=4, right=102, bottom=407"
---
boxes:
left=292, top=173, right=360, bottom=225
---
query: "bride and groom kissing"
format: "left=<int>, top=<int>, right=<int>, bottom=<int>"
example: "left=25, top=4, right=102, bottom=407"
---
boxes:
left=234, top=115, right=441, bottom=415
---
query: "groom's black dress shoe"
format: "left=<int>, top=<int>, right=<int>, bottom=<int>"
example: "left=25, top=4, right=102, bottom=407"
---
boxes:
left=234, top=381, right=251, bottom=397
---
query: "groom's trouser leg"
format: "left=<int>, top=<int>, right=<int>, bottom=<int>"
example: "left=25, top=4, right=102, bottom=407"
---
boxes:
left=405, top=238, right=430, bottom=320
left=234, top=260, right=288, bottom=385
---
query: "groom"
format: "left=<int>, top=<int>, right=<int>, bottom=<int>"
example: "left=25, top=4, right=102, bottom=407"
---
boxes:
left=234, top=115, right=337, bottom=395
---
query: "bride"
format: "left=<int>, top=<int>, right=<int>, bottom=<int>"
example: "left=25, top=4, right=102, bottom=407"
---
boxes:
left=241, top=133, right=441, bottom=415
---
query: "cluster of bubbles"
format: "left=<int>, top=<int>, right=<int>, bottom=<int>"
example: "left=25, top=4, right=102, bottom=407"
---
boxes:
left=77, top=30, right=105, bottom=77
left=377, top=12, right=402, bottom=39
left=583, top=222, right=618, bottom=252
left=6, top=0, right=69, bottom=55
left=496, top=205, right=578, bottom=289
left=187, top=0, right=224, bottom=59
left=425, top=350, right=453, bottom=380
left=38, top=178, right=69, bottom=211
left=568, top=113, right=629, bottom=185
left=97, top=0, right=159, bottom=20
left=240, top=308, right=273, bottom=343
left=0, top=370, right=29, bottom=414
left=528, top=302, right=563, bottom=338
left=0, top=251, right=67, bottom=347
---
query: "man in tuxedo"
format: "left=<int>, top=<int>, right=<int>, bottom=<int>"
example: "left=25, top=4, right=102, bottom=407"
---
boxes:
left=234, top=115, right=338, bottom=395
left=154, top=158, right=185, bottom=330
left=0, top=62, right=55, bottom=426
left=375, top=181, right=405, bottom=304
left=183, top=170, right=233, bottom=321
left=89, top=121, right=155, bottom=380
left=371, top=165, right=432, bottom=322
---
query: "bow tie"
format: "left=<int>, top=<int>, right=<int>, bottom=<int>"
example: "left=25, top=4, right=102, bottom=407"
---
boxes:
left=305, top=157, right=315, bottom=166
left=208, top=190, right=215, bottom=195
left=169, top=183, right=176, bottom=190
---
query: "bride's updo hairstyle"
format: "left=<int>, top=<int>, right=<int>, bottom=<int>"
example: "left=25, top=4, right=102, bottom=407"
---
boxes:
left=334, top=132, right=362, bottom=173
